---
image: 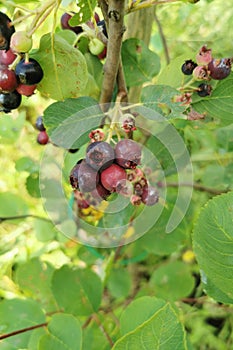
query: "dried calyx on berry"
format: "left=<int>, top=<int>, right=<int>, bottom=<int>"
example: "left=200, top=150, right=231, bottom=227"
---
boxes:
left=0, top=12, right=15, bottom=50
left=208, top=58, right=232, bottom=80
left=193, top=66, right=210, bottom=81
left=119, top=113, right=136, bottom=133
left=181, top=60, right=197, bottom=75
left=196, top=45, right=212, bottom=66
left=115, top=139, right=141, bottom=169
left=197, top=83, right=212, bottom=97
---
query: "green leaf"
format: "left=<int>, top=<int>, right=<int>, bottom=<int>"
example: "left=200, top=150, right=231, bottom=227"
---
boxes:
left=192, top=74, right=233, bottom=124
left=70, top=0, right=97, bottom=25
left=26, top=172, right=40, bottom=198
left=113, top=302, right=187, bottom=350
left=141, top=85, right=186, bottom=119
left=149, top=261, right=195, bottom=301
left=31, top=33, right=88, bottom=100
left=120, top=296, right=166, bottom=335
left=15, top=157, right=38, bottom=173
left=39, top=313, right=82, bottom=350
left=14, top=258, right=57, bottom=312
left=157, top=53, right=192, bottom=88
left=193, top=191, right=233, bottom=303
left=0, top=112, right=25, bottom=144
left=33, top=218, right=57, bottom=241
left=43, top=96, right=103, bottom=149
left=0, top=299, right=45, bottom=349
left=107, top=268, right=132, bottom=299
left=122, top=38, right=160, bottom=87
left=0, top=192, right=28, bottom=217
left=52, top=265, right=103, bottom=316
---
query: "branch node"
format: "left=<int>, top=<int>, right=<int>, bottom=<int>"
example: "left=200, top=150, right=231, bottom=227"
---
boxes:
left=108, top=10, right=121, bottom=21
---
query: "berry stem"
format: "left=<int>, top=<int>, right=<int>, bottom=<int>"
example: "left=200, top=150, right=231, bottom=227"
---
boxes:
left=125, top=0, right=180, bottom=14
left=0, top=0, right=33, bottom=13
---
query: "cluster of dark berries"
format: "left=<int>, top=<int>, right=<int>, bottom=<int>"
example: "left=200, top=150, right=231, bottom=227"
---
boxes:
left=60, top=12, right=107, bottom=60
left=35, top=116, right=49, bottom=145
left=69, top=136, right=159, bottom=210
left=0, top=12, right=44, bottom=113
left=181, top=45, right=232, bottom=98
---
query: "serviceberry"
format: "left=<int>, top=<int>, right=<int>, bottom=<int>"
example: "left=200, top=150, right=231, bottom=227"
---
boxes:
left=15, top=58, right=44, bottom=85
left=0, top=12, right=15, bottom=50
left=193, top=66, right=210, bottom=81
left=141, top=186, right=159, bottom=206
left=208, top=58, right=232, bottom=80
left=0, top=66, right=18, bottom=92
left=181, top=60, right=197, bottom=75
left=100, top=163, right=127, bottom=192
left=10, top=31, right=32, bottom=53
left=196, top=45, right=212, bottom=65
left=0, top=90, right=21, bottom=112
left=60, top=13, right=83, bottom=34
left=78, top=160, right=99, bottom=192
left=86, top=141, right=115, bottom=170
left=197, top=83, right=212, bottom=97
left=115, top=139, right=141, bottom=169
left=16, top=84, right=37, bottom=96
left=35, top=116, right=46, bottom=131
left=37, top=130, right=49, bottom=145
left=0, top=49, right=16, bottom=65
left=69, top=160, right=82, bottom=189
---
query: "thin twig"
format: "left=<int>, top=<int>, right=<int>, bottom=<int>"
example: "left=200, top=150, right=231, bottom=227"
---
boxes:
left=93, top=313, right=114, bottom=347
left=0, top=214, right=51, bottom=223
left=154, top=7, right=170, bottom=64
left=0, top=322, right=48, bottom=340
left=166, top=182, right=229, bottom=195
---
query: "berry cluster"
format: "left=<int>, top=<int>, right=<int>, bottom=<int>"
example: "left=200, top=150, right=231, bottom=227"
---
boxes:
left=69, top=135, right=159, bottom=210
left=0, top=11, right=43, bottom=113
left=181, top=45, right=232, bottom=98
left=61, top=12, right=107, bottom=60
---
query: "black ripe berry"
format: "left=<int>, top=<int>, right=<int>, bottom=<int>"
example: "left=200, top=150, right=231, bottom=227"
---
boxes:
left=97, top=20, right=108, bottom=38
left=37, top=131, right=49, bottom=145
left=15, top=58, right=44, bottom=85
left=35, top=116, right=46, bottom=131
left=86, top=141, right=115, bottom=170
left=208, top=58, right=232, bottom=80
left=181, top=60, right=198, bottom=75
left=0, top=90, right=21, bottom=112
left=197, top=83, right=212, bottom=97
left=115, top=139, right=141, bottom=169
left=0, top=12, right=15, bottom=50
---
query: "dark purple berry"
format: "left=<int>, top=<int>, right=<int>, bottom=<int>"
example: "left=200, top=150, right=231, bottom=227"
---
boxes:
left=86, top=141, right=115, bottom=170
left=35, top=116, right=46, bottom=131
left=97, top=20, right=107, bottom=38
left=115, top=139, right=141, bottom=169
left=0, top=90, right=21, bottom=112
left=141, top=186, right=159, bottom=206
left=69, top=160, right=83, bottom=189
left=0, top=66, right=18, bottom=92
left=197, top=83, right=212, bottom=97
left=208, top=58, right=231, bottom=80
left=60, top=13, right=83, bottom=34
left=15, top=58, right=44, bottom=85
left=0, top=12, right=15, bottom=50
left=37, top=131, right=49, bottom=145
left=100, top=164, right=127, bottom=192
left=181, top=60, right=198, bottom=75
left=78, top=160, right=99, bottom=193
left=91, top=183, right=111, bottom=202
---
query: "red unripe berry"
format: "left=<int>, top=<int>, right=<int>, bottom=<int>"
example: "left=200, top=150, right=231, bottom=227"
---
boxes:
left=37, top=131, right=49, bottom=145
left=100, top=164, right=127, bottom=192
left=0, top=66, right=18, bottom=92
left=0, top=49, right=16, bottom=65
left=16, top=84, right=37, bottom=96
